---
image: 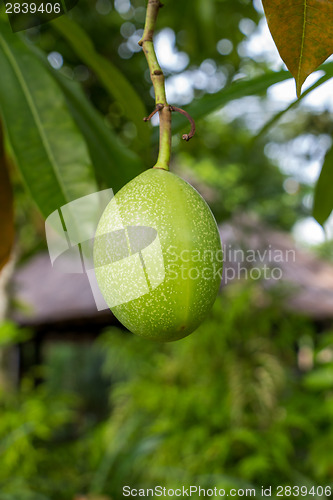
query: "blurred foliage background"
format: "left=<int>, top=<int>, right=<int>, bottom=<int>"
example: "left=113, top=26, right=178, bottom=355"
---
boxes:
left=0, top=0, right=333, bottom=498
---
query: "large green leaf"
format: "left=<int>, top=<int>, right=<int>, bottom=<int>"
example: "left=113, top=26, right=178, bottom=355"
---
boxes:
left=153, top=69, right=292, bottom=142
left=0, top=20, right=98, bottom=218
left=313, top=142, right=333, bottom=226
left=51, top=15, right=150, bottom=154
left=0, top=122, right=14, bottom=273
left=262, top=0, right=333, bottom=97
left=32, top=46, right=145, bottom=193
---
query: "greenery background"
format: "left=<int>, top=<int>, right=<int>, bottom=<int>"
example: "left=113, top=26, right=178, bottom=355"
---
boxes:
left=0, top=0, right=333, bottom=498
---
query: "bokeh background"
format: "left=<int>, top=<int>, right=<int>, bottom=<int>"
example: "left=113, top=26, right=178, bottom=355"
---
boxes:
left=0, top=0, right=333, bottom=498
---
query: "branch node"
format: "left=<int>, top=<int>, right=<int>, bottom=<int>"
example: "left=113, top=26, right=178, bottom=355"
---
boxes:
left=143, top=103, right=164, bottom=122
left=149, top=0, right=163, bottom=6
left=138, top=36, right=152, bottom=46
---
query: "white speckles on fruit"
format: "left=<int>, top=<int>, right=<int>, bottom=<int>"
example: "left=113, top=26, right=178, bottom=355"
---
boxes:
left=94, top=168, right=223, bottom=341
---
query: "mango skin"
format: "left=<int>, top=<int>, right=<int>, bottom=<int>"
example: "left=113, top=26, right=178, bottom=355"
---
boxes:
left=94, top=168, right=222, bottom=341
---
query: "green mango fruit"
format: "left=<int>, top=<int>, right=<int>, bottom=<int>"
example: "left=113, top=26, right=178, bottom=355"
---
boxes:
left=93, top=168, right=222, bottom=341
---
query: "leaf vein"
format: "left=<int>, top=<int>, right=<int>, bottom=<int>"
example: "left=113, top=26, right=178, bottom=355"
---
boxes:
left=297, top=0, right=308, bottom=93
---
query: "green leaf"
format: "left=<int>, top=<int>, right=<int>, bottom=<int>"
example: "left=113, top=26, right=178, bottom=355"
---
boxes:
left=0, top=21, right=98, bottom=218
left=153, top=69, right=292, bottom=141
left=0, top=320, right=31, bottom=346
left=32, top=47, right=145, bottom=193
left=304, top=366, right=333, bottom=390
left=313, top=142, right=333, bottom=226
left=51, top=15, right=150, bottom=154
left=262, top=0, right=333, bottom=97
left=0, top=122, right=14, bottom=273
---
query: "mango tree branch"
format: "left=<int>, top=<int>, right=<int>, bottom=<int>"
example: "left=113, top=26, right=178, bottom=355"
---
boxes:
left=139, top=1, right=196, bottom=170
left=139, top=0, right=171, bottom=171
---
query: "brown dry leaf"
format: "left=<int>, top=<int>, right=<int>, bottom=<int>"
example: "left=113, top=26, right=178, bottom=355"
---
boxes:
left=262, top=0, right=333, bottom=97
left=0, top=122, right=14, bottom=273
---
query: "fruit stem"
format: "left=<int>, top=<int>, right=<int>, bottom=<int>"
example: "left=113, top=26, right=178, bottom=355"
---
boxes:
left=139, top=0, right=171, bottom=172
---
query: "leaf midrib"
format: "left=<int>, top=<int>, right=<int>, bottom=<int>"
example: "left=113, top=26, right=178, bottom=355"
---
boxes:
left=0, top=33, right=68, bottom=205
left=297, top=0, right=307, bottom=93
